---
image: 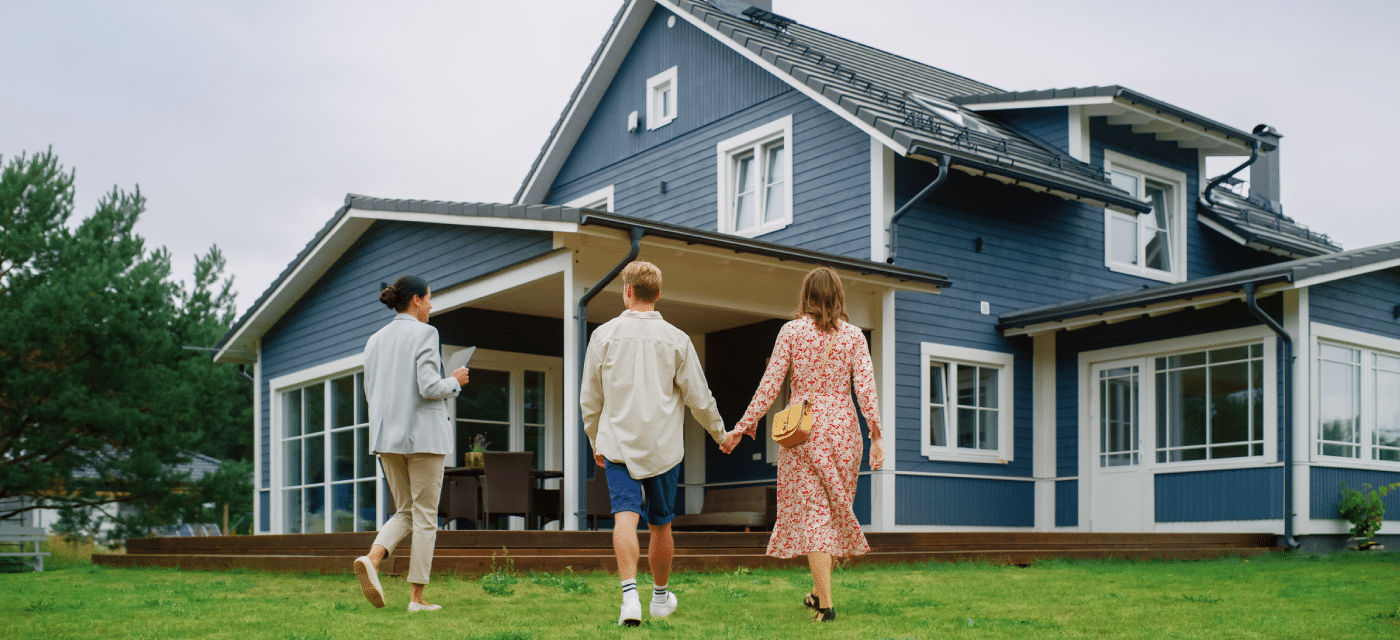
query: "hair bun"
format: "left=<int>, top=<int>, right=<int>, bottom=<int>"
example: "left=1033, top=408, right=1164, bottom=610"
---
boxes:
left=379, top=287, right=398, bottom=308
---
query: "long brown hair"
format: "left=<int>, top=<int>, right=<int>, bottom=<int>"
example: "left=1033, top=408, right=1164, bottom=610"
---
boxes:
left=794, top=267, right=848, bottom=334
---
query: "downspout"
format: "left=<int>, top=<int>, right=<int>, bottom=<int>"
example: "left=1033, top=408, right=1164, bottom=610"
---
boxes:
left=1244, top=282, right=1300, bottom=550
left=574, top=224, right=643, bottom=528
left=887, top=154, right=949, bottom=263
left=1201, top=139, right=1261, bottom=209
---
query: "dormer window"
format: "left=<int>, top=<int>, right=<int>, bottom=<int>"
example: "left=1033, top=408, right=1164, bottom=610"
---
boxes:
left=1103, top=151, right=1187, bottom=283
left=646, top=67, right=678, bottom=130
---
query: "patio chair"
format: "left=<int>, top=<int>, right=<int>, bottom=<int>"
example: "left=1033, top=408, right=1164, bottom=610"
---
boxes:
left=586, top=470, right=612, bottom=530
left=439, top=475, right=482, bottom=530
left=482, top=452, right=533, bottom=529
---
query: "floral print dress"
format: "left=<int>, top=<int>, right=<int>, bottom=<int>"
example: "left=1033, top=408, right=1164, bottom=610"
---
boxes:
left=735, top=315, right=882, bottom=559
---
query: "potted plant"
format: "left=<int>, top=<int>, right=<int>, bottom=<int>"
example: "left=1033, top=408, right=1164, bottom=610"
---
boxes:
left=1338, top=481, right=1400, bottom=550
left=464, top=434, right=489, bottom=469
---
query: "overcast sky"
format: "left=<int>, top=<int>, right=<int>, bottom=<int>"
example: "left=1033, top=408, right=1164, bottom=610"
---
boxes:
left=3, top=0, right=1396, bottom=321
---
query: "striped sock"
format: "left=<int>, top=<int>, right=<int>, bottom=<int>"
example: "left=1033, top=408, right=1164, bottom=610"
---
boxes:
left=621, top=579, right=638, bottom=604
left=652, top=584, right=668, bottom=604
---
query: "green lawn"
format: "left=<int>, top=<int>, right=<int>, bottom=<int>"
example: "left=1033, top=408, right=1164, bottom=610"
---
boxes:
left=4, top=552, right=1398, bottom=639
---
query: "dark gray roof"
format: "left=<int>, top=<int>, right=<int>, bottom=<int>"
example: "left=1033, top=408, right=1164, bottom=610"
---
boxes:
left=216, top=196, right=950, bottom=354
left=1199, top=186, right=1341, bottom=258
left=998, top=240, right=1400, bottom=332
left=951, top=86, right=1274, bottom=153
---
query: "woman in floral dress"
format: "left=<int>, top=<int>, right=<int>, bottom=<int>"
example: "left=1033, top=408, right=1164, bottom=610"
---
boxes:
left=722, top=267, right=885, bottom=623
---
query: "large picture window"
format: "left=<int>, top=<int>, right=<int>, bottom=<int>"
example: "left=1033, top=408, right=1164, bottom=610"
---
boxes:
left=1103, top=151, right=1186, bottom=283
left=920, top=343, right=1014, bottom=462
left=1155, top=344, right=1266, bottom=462
left=1317, top=340, right=1400, bottom=462
left=716, top=115, right=793, bottom=238
left=280, top=372, right=378, bottom=534
left=448, top=348, right=559, bottom=472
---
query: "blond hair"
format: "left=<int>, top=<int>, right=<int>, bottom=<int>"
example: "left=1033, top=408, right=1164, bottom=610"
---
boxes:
left=621, top=261, right=662, bottom=303
left=795, top=267, right=848, bottom=333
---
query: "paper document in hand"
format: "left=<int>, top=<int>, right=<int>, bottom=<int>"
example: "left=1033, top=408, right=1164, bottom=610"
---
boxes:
left=446, top=346, right=476, bottom=371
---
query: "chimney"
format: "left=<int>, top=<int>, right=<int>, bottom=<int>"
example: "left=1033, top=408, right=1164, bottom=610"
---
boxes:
left=749, top=0, right=773, bottom=9
left=1249, top=124, right=1283, bottom=213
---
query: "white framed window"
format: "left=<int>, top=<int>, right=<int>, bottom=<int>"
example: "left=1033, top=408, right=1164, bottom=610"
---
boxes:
left=716, top=115, right=793, bottom=237
left=274, top=369, right=379, bottom=535
left=1314, top=328, right=1400, bottom=464
left=1103, top=150, right=1187, bottom=283
left=564, top=185, right=614, bottom=212
left=646, top=67, right=677, bottom=130
left=1154, top=343, right=1267, bottom=463
left=446, top=347, right=563, bottom=473
left=920, top=343, right=1015, bottom=462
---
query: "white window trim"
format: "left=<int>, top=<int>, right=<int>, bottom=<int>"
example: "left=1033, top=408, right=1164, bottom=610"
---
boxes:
left=716, top=115, right=794, bottom=238
left=1311, top=322, right=1400, bottom=470
left=920, top=342, right=1015, bottom=463
left=645, top=66, right=677, bottom=130
left=1102, top=150, right=1187, bottom=284
left=1078, top=327, right=1278, bottom=475
left=564, top=185, right=614, bottom=212
left=268, top=353, right=376, bottom=536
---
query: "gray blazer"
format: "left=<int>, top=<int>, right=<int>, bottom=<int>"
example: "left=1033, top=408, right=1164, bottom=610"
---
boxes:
left=363, top=313, right=460, bottom=456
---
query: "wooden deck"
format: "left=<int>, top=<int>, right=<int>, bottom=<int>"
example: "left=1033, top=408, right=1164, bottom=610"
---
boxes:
left=93, top=531, right=1279, bottom=575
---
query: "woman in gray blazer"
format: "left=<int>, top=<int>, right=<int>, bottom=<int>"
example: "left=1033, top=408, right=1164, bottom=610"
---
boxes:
left=353, top=275, right=469, bottom=612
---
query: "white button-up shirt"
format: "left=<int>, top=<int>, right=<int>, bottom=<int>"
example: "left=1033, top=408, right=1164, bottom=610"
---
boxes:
left=581, top=310, right=726, bottom=479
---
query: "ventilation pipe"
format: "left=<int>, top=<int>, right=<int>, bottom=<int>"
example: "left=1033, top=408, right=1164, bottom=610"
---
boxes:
left=886, top=154, right=949, bottom=263
left=1243, top=282, right=1300, bottom=550
left=573, top=224, right=643, bottom=528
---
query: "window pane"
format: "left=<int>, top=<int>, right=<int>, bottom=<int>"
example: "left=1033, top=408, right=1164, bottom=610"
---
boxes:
left=457, top=369, right=510, bottom=422
left=283, top=389, right=302, bottom=437
left=1251, top=360, right=1265, bottom=442
left=733, top=154, right=757, bottom=231
left=978, top=409, right=998, bottom=450
left=356, top=373, right=368, bottom=424
left=284, top=439, right=302, bottom=487
left=977, top=367, right=998, bottom=409
left=957, top=408, right=977, bottom=448
left=763, top=143, right=786, bottom=224
left=332, top=483, right=354, bottom=533
left=305, top=434, right=325, bottom=484
left=1164, top=352, right=1206, bottom=369
left=357, top=480, right=377, bottom=531
left=333, top=429, right=355, bottom=482
left=458, top=420, right=510, bottom=466
left=304, top=487, right=325, bottom=534
left=929, top=363, right=946, bottom=405
left=524, top=371, right=544, bottom=425
left=1210, top=362, right=1251, bottom=446
left=357, top=426, right=376, bottom=479
left=304, top=383, right=325, bottom=432
left=525, top=425, right=545, bottom=471
left=929, top=406, right=946, bottom=446
left=957, top=365, right=976, bottom=406
left=1209, top=346, right=1249, bottom=364
left=1375, top=366, right=1400, bottom=461
left=1143, top=185, right=1170, bottom=272
left=332, top=375, right=355, bottom=428
left=284, top=489, right=302, bottom=534
left=1319, top=355, right=1360, bottom=455
left=660, top=85, right=671, bottom=118
left=1110, top=215, right=1138, bottom=265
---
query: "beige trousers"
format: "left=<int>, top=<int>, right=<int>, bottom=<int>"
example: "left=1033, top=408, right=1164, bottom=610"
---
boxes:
left=374, top=452, right=445, bottom=585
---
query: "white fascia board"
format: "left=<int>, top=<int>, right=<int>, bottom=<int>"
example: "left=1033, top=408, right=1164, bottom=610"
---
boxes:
left=518, top=0, right=655, bottom=204
left=346, top=208, right=580, bottom=234
left=1001, top=285, right=1292, bottom=338
left=657, top=0, right=907, bottom=156
left=1198, top=214, right=1253, bottom=247
left=960, top=95, right=1116, bottom=111
left=1292, top=256, right=1400, bottom=289
left=215, top=214, right=374, bottom=365
left=429, top=250, right=574, bottom=315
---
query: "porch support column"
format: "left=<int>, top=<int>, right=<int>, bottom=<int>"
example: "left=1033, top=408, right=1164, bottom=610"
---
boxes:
left=562, top=260, right=583, bottom=531
left=1032, top=331, right=1058, bottom=531
left=869, top=289, right=898, bottom=531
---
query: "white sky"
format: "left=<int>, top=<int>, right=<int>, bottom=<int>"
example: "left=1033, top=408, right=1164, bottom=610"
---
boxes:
left=3, top=0, right=1396, bottom=324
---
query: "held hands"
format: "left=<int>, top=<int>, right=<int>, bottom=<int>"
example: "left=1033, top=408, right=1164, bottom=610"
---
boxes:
left=451, top=367, right=470, bottom=386
left=719, top=428, right=745, bottom=454
left=593, top=452, right=606, bottom=468
left=868, top=437, right=885, bottom=471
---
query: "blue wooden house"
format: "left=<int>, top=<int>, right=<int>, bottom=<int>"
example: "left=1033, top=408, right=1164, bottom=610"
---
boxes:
left=216, top=0, right=1400, bottom=550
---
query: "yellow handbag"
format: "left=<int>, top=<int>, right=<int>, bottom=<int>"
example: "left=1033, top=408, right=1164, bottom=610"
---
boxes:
left=771, top=335, right=836, bottom=449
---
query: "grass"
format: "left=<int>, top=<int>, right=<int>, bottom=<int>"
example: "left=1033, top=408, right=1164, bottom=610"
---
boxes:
left=3, top=552, right=1399, bottom=639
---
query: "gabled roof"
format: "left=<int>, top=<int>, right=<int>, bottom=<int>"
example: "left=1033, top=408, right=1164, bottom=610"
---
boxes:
left=998, top=240, right=1400, bottom=336
left=515, top=0, right=1155, bottom=214
left=1198, top=185, right=1341, bottom=259
left=951, top=86, right=1272, bottom=157
left=214, top=194, right=950, bottom=363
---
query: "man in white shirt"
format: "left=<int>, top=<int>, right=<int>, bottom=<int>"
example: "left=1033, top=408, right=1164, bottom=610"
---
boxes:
left=581, top=261, right=728, bottom=626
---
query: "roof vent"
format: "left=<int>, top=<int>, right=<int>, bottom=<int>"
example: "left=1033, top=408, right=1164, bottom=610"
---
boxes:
left=741, top=6, right=795, bottom=31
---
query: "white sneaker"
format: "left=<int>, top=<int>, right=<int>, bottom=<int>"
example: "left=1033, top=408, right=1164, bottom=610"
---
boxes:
left=353, top=556, right=385, bottom=608
left=407, top=601, right=441, bottom=612
left=618, top=600, right=642, bottom=626
left=650, top=592, right=678, bottom=618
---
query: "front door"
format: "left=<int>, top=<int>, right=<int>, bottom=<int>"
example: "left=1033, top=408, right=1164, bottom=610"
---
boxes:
left=1089, top=361, right=1150, bottom=532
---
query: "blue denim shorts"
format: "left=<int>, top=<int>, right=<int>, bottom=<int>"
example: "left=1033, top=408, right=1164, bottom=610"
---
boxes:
left=604, top=460, right=680, bottom=527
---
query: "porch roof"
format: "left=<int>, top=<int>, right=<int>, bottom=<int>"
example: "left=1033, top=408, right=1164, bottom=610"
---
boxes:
left=213, top=195, right=949, bottom=363
left=997, top=240, right=1400, bottom=337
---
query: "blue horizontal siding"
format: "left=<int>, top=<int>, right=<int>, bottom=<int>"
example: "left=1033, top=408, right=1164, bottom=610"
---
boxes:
left=257, top=221, right=553, bottom=488
left=1310, top=466, right=1400, bottom=520
left=895, top=475, right=1034, bottom=527
left=997, top=107, right=1069, bottom=156
left=1155, top=467, right=1282, bottom=522
left=1056, top=480, right=1078, bottom=527
left=1310, top=271, right=1400, bottom=341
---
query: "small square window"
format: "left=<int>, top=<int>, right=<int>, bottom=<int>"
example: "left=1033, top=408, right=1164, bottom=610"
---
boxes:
left=646, top=67, right=678, bottom=130
left=920, top=343, right=1014, bottom=462
left=716, top=115, right=793, bottom=237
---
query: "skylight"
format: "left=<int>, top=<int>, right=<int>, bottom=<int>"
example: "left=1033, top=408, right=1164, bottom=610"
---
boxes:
left=908, top=93, right=1001, bottom=137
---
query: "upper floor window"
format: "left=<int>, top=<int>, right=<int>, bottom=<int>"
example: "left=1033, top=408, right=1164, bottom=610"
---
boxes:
left=1103, top=150, right=1186, bottom=283
left=1317, top=340, right=1400, bottom=462
left=716, top=115, right=793, bottom=237
left=646, top=67, right=677, bottom=130
left=920, top=343, right=1014, bottom=463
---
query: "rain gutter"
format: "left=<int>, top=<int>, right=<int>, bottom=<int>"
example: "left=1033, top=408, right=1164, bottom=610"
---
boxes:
left=1244, top=281, right=1300, bottom=550
left=887, top=153, right=948, bottom=263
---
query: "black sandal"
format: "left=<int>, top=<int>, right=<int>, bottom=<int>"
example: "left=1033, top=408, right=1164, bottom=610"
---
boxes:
left=803, top=593, right=819, bottom=610
left=813, top=606, right=836, bottom=622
